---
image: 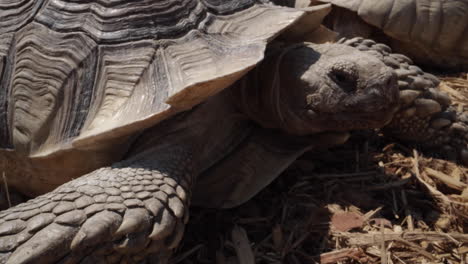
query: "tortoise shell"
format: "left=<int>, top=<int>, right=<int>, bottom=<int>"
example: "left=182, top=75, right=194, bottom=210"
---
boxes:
left=0, top=0, right=304, bottom=158
left=322, top=0, right=468, bottom=68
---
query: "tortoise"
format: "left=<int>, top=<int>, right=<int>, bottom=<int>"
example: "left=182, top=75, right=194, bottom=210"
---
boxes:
left=0, top=0, right=403, bottom=263
left=318, top=0, right=468, bottom=70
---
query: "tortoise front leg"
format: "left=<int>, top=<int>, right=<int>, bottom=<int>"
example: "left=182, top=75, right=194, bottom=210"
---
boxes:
left=0, top=147, right=192, bottom=263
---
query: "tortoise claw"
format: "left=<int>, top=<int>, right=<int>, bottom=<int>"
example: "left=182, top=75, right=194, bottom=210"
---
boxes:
left=7, top=223, right=77, bottom=264
left=114, top=208, right=150, bottom=237
left=70, top=210, right=122, bottom=251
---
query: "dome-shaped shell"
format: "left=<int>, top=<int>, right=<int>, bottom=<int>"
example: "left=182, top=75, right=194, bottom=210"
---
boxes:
left=0, top=0, right=304, bottom=158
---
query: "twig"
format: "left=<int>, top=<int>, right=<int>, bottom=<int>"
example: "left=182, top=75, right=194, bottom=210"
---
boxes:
left=424, top=167, right=467, bottom=191
left=333, top=231, right=468, bottom=246
left=365, top=178, right=411, bottom=191
left=2, top=172, right=11, bottom=208
left=401, top=190, right=414, bottom=231
left=411, top=150, right=422, bottom=180
left=381, top=221, right=388, bottom=264
left=355, top=146, right=360, bottom=172
left=392, top=189, right=400, bottom=219
left=318, top=248, right=364, bottom=264
left=272, top=224, right=283, bottom=251
left=173, top=244, right=204, bottom=263
left=363, top=206, right=383, bottom=221
left=396, top=239, right=436, bottom=261
left=290, top=230, right=311, bottom=250
left=394, top=238, right=436, bottom=261
left=310, top=171, right=377, bottom=179
left=231, top=225, right=255, bottom=264
left=393, top=253, right=407, bottom=264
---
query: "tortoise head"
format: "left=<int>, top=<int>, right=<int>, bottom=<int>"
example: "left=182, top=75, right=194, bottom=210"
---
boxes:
left=235, top=42, right=400, bottom=135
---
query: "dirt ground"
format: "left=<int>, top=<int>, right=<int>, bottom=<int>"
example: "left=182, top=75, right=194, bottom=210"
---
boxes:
left=176, top=75, right=468, bottom=264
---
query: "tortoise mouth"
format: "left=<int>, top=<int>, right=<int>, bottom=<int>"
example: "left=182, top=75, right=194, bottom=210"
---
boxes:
left=306, top=105, right=398, bottom=131
left=335, top=111, right=395, bottom=130
left=304, top=81, right=400, bottom=131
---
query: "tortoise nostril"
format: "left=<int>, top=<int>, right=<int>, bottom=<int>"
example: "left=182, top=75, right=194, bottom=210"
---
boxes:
left=334, top=71, right=348, bottom=83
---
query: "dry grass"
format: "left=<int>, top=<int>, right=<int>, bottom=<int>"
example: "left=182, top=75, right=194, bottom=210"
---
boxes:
left=176, top=76, right=468, bottom=263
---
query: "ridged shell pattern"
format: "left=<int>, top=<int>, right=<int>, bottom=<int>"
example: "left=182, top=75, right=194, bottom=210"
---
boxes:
left=0, top=0, right=45, bottom=148
left=328, top=0, right=468, bottom=56
left=0, top=0, right=304, bottom=156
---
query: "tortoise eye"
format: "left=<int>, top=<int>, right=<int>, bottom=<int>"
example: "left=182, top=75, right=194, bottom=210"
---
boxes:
left=330, top=66, right=358, bottom=93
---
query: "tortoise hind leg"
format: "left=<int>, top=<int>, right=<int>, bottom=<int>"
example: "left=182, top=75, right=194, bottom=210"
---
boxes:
left=0, top=146, right=192, bottom=264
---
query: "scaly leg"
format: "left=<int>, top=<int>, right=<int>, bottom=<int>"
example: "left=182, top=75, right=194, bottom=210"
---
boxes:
left=0, top=146, right=192, bottom=263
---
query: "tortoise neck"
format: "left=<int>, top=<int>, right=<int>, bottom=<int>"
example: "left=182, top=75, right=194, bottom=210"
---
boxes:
left=229, top=44, right=301, bottom=133
left=126, top=90, right=251, bottom=175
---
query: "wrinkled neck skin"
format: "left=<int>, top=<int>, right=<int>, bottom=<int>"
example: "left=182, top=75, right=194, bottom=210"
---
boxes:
left=127, top=63, right=299, bottom=175
left=230, top=44, right=306, bottom=134
left=127, top=88, right=252, bottom=175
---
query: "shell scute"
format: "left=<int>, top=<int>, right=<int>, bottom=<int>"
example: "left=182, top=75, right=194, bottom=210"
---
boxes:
left=0, top=0, right=304, bottom=157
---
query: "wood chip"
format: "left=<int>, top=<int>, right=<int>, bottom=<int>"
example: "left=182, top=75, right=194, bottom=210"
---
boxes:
left=439, top=82, right=466, bottom=101
left=334, top=231, right=468, bottom=246
left=331, top=211, right=365, bottom=232
left=231, top=225, right=255, bottom=264
left=272, top=224, right=283, bottom=251
left=425, top=167, right=467, bottom=191
left=319, top=248, right=365, bottom=264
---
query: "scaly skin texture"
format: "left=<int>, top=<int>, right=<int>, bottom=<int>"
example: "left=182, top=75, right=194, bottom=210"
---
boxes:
left=0, top=146, right=192, bottom=264
left=0, top=43, right=399, bottom=263
left=338, top=37, right=468, bottom=164
left=321, top=0, right=468, bottom=70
